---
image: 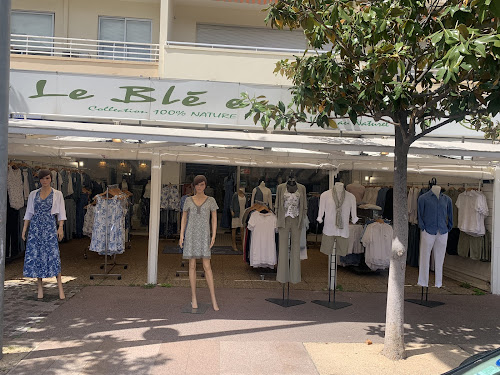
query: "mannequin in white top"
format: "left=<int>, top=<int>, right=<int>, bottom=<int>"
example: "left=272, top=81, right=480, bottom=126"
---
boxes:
left=431, top=185, right=441, bottom=198
left=317, top=181, right=359, bottom=257
left=251, top=180, right=273, bottom=209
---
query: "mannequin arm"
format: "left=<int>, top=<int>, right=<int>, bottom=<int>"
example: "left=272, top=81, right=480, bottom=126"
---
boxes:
left=210, top=210, right=217, bottom=248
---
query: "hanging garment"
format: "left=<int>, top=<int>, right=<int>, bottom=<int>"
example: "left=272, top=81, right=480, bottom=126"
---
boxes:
left=456, top=190, right=488, bottom=237
left=160, top=185, right=180, bottom=210
left=247, top=211, right=277, bottom=268
left=23, top=190, right=63, bottom=278
left=418, top=230, right=448, bottom=288
left=362, top=187, right=381, bottom=205
left=7, top=166, right=24, bottom=210
left=406, top=223, right=420, bottom=267
left=221, top=177, right=234, bottom=229
left=382, top=188, right=394, bottom=221
left=361, top=222, right=392, bottom=271
left=407, top=187, right=420, bottom=225
left=232, top=194, right=246, bottom=229
left=444, top=188, right=460, bottom=228
left=83, top=205, right=95, bottom=237
left=89, top=195, right=126, bottom=255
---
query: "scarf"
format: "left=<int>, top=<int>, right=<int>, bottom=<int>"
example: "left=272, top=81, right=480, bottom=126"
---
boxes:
left=332, top=187, right=345, bottom=229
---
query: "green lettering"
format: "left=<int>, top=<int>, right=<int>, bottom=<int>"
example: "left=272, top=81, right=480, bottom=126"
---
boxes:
left=226, top=98, right=249, bottom=109
left=29, top=80, right=66, bottom=99
left=69, top=89, right=94, bottom=100
left=111, top=86, right=156, bottom=103
left=162, top=86, right=180, bottom=105
left=182, top=91, right=207, bottom=107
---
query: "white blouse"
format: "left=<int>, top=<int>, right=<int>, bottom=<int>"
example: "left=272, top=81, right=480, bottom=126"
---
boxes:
left=317, top=189, right=358, bottom=238
left=24, top=188, right=67, bottom=221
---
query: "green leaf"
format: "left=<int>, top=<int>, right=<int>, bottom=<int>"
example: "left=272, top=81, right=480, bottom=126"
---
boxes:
left=348, top=110, right=358, bottom=125
left=431, top=31, right=443, bottom=45
left=253, top=112, right=261, bottom=124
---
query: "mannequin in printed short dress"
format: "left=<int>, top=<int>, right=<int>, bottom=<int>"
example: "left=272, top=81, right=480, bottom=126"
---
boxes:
left=179, top=175, right=219, bottom=311
left=230, top=187, right=246, bottom=251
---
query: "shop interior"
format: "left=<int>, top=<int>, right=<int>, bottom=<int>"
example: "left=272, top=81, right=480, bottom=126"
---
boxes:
left=5, top=152, right=493, bottom=295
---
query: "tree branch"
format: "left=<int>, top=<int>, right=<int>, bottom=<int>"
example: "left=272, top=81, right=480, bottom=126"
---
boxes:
left=412, top=109, right=489, bottom=142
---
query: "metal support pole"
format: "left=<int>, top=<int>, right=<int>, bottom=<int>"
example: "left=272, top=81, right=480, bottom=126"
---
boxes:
left=0, top=0, right=11, bottom=360
left=491, top=166, right=500, bottom=295
left=147, top=152, right=161, bottom=284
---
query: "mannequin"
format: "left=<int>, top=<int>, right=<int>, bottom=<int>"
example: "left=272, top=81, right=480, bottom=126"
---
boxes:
left=143, top=179, right=151, bottom=198
left=179, top=175, right=219, bottom=311
left=317, top=182, right=358, bottom=257
left=345, top=181, right=365, bottom=204
left=275, top=173, right=307, bottom=284
left=417, top=184, right=453, bottom=288
left=251, top=179, right=273, bottom=209
left=230, top=187, right=246, bottom=251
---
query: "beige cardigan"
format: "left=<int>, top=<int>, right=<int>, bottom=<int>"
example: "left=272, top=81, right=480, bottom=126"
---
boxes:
left=275, top=182, right=307, bottom=229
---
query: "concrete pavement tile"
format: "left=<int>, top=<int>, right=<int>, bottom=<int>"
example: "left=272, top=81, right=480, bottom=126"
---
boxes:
left=220, top=341, right=318, bottom=375
left=304, top=342, right=470, bottom=375
left=150, top=341, right=189, bottom=375
left=185, top=340, right=220, bottom=374
left=79, top=339, right=162, bottom=375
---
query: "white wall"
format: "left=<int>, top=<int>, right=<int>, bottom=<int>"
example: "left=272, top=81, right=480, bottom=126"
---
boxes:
left=162, top=161, right=180, bottom=184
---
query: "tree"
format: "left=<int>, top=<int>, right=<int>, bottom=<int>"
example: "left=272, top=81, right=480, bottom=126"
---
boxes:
left=242, top=0, right=500, bottom=360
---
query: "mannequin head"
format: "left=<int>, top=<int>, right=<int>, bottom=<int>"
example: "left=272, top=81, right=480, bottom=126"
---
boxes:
left=193, top=175, right=207, bottom=195
left=38, top=169, right=52, bottom=188
left=258, top=177, right=266, bottom=186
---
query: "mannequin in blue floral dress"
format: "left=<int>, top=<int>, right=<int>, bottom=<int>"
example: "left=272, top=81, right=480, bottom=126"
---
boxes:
left=22, top=169, right=67, bottom=300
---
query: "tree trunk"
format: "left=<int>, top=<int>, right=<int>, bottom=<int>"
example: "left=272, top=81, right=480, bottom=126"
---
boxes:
left=382, top=126, right=410, bottom=360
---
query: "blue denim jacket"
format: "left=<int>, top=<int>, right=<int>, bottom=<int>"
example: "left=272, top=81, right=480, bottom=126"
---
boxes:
left=417, top=190, right=453, bottom=235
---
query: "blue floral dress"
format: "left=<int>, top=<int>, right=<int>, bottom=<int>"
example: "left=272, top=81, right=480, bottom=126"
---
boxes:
left=23, top=190, right=61, bottom=278
left=89, top=195, right=125, bottom=255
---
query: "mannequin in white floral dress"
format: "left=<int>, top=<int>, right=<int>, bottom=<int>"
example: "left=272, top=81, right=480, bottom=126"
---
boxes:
left=179, top=175, right=219, bottom=311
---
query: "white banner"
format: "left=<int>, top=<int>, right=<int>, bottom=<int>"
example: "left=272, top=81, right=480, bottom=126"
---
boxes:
left=9, top=70, right=489, bottom=138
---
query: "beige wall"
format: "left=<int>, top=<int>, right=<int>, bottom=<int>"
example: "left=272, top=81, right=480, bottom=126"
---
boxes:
left=172, top=2, right=273, bottom=43
left=12, top=0, right=161, bottom=42
left=12, top=0, right=65, bottom=36
left=163, top=46, right=292, bottom=85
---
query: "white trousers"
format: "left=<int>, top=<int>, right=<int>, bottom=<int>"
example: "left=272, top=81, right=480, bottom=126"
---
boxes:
left=418, top=230, right=448, bottom=288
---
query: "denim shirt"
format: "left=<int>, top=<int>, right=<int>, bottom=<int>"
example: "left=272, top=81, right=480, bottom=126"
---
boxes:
left=417, top=190, right=453, bottom=235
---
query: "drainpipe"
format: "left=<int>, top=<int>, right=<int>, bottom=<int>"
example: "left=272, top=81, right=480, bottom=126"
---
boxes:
left=147, top=152, right=161, bottom=284
left=491, top=166, right=500, bottom=295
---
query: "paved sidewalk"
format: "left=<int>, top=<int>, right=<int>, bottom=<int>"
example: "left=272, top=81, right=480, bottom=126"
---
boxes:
left=1, top=284, right=499, bottom=374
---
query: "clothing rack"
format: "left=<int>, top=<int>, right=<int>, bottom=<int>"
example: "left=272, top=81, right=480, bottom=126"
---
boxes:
left=90, top=185, right=128, bottom=280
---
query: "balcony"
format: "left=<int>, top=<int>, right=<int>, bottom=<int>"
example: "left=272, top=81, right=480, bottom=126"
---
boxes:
left=10, top=34, right=160, bottom=77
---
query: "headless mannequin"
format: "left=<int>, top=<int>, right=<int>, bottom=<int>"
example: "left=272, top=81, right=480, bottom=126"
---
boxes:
left=431, top=185, right=441, bottom=198
left=418, top=184, right=451, bottom=288
left=232, top=188, right=245, bottom=251
left=335, top=182, right=344, bottom=195
left=251, top=181, right=273, bottom=209
left=287, top=177, right=298, bottom=193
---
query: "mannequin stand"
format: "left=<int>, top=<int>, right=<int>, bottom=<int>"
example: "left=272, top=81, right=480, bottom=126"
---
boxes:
left=181, top=303, right=209, bottom=314
left=266, top=235, right=305, bottom=307
left=312, top=242, right=352, bottom=310
left=266, top=282, right=306, bottom=307
left=406, top=287, right=445, bottom=308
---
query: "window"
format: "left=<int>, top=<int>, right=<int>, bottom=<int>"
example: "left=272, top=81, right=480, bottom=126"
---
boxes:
left=11, top=11, right=54, bottom=55
left=98, top=17, right=152, bottom=61
left=196, top=24, right=308, bottom=50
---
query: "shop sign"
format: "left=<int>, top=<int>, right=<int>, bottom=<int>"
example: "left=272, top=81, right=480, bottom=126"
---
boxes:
left=9, top=70, right=491, bottom=138
left=240, top=168, right=251, bottom=175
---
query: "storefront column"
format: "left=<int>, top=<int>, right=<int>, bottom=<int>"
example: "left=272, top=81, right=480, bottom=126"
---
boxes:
left=328, top=169, right=335, bottom=289
left=491, top=166, right=500, bottom=295
left=147, top=152, right=161, bottom=284
left=159, top=0, right=173, bottom=77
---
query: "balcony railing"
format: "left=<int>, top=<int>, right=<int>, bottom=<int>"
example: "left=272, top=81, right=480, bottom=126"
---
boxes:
left=11, top=34, right=160, bottom=62
left=165, top=40, right=322, bottom=55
